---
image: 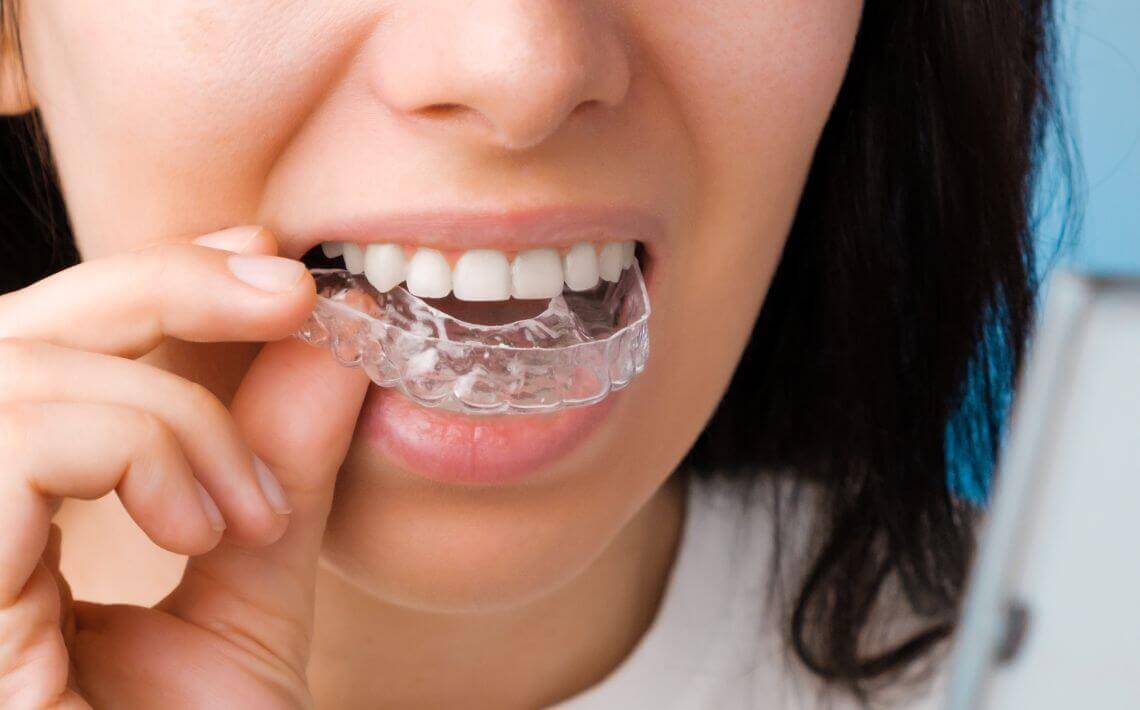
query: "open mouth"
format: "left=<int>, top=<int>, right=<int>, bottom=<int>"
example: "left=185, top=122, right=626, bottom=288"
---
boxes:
left=290, top=209, right=659, bottom=485
left=296, top=238, right=651, bottom=416
left=302, top=239, right=643, bottom=325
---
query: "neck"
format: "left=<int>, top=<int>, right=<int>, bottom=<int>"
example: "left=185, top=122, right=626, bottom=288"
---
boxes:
left=308, top=473, right=687, bottom=709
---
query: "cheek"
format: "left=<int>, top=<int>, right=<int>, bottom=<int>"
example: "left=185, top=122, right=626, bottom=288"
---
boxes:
left=18, top=1, right=371, bottom=254
left=628, top=0, right=863, bottom=440
left=637, top=0, right=863, bottom=216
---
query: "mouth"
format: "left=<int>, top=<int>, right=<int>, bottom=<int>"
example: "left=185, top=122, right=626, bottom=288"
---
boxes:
left=297, top=206, right=657, bottom=322
left=290, top=206, right=661, bottom=486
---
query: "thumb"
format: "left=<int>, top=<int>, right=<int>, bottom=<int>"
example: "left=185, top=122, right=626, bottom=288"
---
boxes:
left=162, top=337, right=369, bottom=671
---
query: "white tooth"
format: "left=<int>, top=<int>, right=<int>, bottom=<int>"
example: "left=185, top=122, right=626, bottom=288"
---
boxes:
left=598, top=242, right=624, bottom=282
left=621, top=240, right=636, bottom=268
left=364, top=243, right=407, bottom=292
left=563, top=242, right=600, bottom=291
left=453, top=249, right=511, bottom=301
left=342, top=243, right=365, bottom=274
left=511, top=248, right=564, bottom=299
left=406, top=248, right=452, bottom=298
left=321, top=241, right=344, bottom=258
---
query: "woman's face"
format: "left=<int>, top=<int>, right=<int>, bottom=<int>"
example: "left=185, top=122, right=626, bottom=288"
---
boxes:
left=13, top=2, right=862, bottom=609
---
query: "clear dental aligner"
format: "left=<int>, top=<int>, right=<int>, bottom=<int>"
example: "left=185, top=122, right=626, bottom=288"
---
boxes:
left=294, top=256, right=650, bottom=415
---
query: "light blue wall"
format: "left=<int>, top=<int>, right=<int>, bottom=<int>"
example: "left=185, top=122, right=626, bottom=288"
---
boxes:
left=1041, top=1, right=1140, bottom=274
left=956, top=1, right=1138, bottom=502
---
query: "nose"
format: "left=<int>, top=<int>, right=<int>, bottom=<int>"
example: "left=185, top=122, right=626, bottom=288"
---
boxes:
left=369, top=1, right=632, bottom=150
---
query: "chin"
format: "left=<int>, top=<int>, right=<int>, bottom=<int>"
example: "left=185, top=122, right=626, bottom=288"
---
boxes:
left=318, top=464, right=629, bottom=613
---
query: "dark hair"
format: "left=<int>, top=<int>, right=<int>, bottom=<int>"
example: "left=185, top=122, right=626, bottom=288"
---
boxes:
left=0, top=0, right=76, bottom=289
left=682, top=0, right=1075, bottom=700
left=0, top=0, right=1075, bottom=703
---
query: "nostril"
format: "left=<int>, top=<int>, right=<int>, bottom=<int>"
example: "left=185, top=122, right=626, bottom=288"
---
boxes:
left=412, top=102, right=496, bottom=135
left=420, top=103, right=467, bottom=119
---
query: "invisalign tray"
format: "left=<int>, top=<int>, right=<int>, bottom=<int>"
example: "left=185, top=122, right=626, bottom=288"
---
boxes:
left=294, top=262, right=650, bottom=414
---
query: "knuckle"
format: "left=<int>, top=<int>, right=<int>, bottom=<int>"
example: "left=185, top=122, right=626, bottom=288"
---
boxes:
left=0, top=338, right=42, bottom=378
left=128, top=246, right=178, bottom=334
left=132, top=241, right=180, bottom=282
left=133, top=409, right=176, bottom=456
left=0, top=402, right=39, bottom=458
left=128, top=242, right=199, bottom=303
left=180, top=379, right=227, bottom=419
left=174, top=379, right=241, bottom=439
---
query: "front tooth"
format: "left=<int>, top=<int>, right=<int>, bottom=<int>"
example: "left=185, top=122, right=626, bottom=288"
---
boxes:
left=342, top=243, right=365, bottom=274
left=453, top=249, right=511, bottom=301
left=563, top=242, right=599, bottom=291
left=511, top=248, right=564, bottom=299
left=406, top=248, right=452, bottom=298
left=598, top=242, right=624, bottom=282
left=321, top=242, right=344, bottom=258
left=621, top=241, right=636, bottom=268
left=364, top=243, right=407, bottom=292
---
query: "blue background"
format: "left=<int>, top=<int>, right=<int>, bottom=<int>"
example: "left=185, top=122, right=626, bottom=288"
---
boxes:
left=1040, top=0, right=1139, bottom=273
left=955, top=1, right=1138, bottom=501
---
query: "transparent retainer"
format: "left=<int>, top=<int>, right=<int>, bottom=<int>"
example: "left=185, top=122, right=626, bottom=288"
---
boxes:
left=293, top=262, right=650, bottom=415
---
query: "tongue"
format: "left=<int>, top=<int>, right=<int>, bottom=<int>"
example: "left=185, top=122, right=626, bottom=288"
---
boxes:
left=419, top=294, right=552, bottom=326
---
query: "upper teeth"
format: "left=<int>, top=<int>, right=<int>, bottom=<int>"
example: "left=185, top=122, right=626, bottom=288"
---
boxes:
left=328, top=241, right=637, bottom=301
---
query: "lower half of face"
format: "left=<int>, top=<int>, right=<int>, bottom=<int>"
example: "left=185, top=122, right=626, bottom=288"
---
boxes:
left=20, top=0, right=863, bottom=610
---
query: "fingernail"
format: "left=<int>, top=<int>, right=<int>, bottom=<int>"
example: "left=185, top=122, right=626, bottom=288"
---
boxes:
left=254, top=456, right=292, bottom=515
left=195, top=481, right=227, bottom=532
left=227, top=254, right=306, bottom=293
left=192, top=225, right=265, bottom=253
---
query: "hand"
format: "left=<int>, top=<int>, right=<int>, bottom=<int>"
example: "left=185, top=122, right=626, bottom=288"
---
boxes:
left=0, top=227, right=371, bottom=709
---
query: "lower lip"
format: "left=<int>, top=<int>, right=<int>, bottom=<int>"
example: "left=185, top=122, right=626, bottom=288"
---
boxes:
left=357, top=386, right=618, bottom=486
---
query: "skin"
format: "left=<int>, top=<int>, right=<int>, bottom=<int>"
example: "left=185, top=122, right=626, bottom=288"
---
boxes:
left=0, top=1, right=863, bottom=708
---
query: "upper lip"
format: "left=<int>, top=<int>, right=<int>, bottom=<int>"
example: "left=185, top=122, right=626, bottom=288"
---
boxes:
left=282, top=205, right=664, bottom=258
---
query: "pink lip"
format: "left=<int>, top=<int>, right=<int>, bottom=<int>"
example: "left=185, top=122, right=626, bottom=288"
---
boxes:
left=284, top=205, right=665, bottom=259
left=358, top=386, right=619, bottom=486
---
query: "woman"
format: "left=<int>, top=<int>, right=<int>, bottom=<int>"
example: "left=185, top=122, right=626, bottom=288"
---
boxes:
left=0, top=1, right=1066, bottom=708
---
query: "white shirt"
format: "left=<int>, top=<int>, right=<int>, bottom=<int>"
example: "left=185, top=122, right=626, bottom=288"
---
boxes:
left=553, top=474, right=947, bottom=709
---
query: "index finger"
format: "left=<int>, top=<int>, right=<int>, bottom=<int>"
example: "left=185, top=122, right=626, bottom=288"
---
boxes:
left=0, top=226, right=315, bottom=358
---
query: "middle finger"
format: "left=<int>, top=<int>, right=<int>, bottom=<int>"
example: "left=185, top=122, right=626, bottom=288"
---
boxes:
left=0, top=338, right=290, bottom=546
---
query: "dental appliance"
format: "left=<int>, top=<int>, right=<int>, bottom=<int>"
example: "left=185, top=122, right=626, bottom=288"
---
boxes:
left=294, top=261, right=650, bottom=415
